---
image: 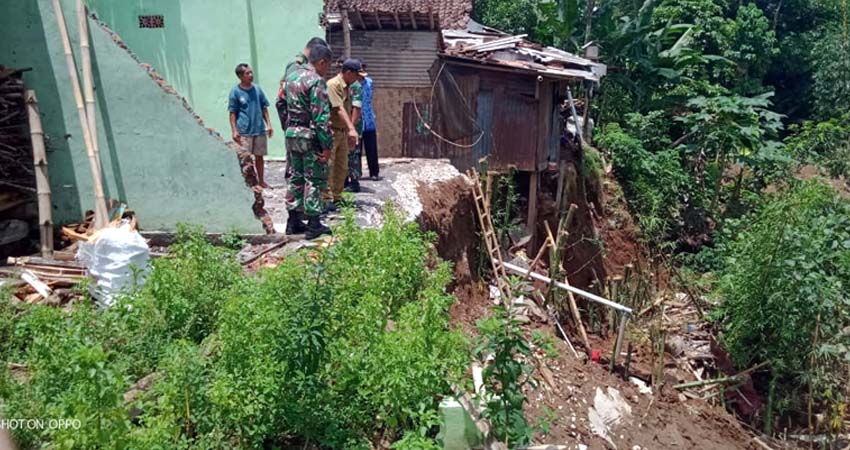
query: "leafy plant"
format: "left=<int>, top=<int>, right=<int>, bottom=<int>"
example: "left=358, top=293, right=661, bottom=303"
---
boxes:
left=475, top=290, right=535, bottom=446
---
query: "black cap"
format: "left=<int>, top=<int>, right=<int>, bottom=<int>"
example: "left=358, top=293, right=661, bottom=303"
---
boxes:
left=341, top=58, right=367, bottom=76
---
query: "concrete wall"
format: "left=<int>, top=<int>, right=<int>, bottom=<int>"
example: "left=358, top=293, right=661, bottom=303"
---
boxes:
left=85, top=0, right=325, bottom=158
left=0, top=0, right=262, bottom=232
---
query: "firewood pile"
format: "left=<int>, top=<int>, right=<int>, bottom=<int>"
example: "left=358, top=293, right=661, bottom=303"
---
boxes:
left=0, top=66, right=34, bottom=195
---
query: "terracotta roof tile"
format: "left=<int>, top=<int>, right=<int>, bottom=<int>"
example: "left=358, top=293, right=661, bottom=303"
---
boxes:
left=325, top=0, right=473, bottom=29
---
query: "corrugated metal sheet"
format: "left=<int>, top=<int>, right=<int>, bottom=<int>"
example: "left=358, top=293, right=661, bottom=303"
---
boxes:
left=491, top=91, right=538, bottom=171
left=474, top=89, right=493, bottom=160
left=328, top=30, right=439, bottom=87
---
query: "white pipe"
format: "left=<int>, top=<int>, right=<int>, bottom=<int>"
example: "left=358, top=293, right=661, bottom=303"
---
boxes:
left=502, top=261, right=633, bottom=314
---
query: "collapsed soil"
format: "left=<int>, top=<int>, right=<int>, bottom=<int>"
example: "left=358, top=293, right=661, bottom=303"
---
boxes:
left=415, top=171, right=765, bottom=449
left=524, top=322, right=760, bottom=449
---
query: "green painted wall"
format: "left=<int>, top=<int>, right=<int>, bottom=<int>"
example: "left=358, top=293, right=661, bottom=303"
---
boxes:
left=85, top=0, right=325, bottom=158
left=0, top=0, right=261, bottom=232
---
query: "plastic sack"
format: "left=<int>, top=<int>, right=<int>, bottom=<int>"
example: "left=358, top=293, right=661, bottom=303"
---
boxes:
left=76, top=223, right=150, bottom=307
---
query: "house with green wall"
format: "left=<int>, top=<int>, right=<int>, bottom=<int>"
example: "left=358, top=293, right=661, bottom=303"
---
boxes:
left=0, top=0, right=323, bottom=232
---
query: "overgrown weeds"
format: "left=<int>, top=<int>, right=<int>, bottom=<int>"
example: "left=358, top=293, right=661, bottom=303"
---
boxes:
left=0, top=209, right=468, bottom=449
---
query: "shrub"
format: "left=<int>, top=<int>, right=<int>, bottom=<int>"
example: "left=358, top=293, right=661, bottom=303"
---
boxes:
left=597, top=123, right=691, bottom=247
left=716, top=180, right=850, bottom=424
left=786, top=114, right=850, bottom=180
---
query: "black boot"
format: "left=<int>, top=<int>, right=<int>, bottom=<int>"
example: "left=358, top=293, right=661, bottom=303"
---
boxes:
left=322, top=201, right=338, bottom=214
left=285, top=210, right=308, bottom=235
left=305, top=215, right=332, bottom=240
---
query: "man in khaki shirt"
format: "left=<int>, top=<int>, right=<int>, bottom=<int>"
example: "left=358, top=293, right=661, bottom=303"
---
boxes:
left=324, top=59, right=363, bottom=206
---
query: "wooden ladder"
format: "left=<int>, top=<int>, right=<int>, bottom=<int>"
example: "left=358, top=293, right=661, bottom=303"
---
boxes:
left=468, top=170, right=512, bottom=301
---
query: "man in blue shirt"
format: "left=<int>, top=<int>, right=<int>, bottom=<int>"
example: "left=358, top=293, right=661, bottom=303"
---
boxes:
left=360, top=73, right=381, bottom=181
left=229, top=63, right=273, bottom=188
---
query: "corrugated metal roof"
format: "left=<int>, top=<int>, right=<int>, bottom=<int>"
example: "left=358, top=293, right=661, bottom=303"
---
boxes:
left=441, top=30, right=606, bottom=82
left=328, top=30, right=439, bottom=87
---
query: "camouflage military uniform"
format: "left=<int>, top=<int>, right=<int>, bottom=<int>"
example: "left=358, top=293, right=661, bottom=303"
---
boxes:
left=277, top=52, right=309, bottom=182
left=282, top=64, right=333, bottom=217
left=346, top=80, right=364, bottom=186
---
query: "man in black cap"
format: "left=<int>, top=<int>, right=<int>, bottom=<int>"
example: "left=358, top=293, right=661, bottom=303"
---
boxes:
left=324, top=58, right=362, bottom=206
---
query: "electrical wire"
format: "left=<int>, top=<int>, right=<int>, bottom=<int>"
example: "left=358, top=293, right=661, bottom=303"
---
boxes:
left=409, top=61, right=486, bottom=149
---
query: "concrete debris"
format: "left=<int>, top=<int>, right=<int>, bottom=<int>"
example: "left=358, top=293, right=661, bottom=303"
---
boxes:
left=588, top=387, right=632, bottom=449
left=629, top=377, right=653, bottom=395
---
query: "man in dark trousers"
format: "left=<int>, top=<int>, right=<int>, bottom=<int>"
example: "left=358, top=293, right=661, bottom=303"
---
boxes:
left=360, top=69, right=381, bottom=180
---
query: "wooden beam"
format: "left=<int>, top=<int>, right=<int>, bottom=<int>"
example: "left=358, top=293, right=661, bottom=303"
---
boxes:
left=353, top=9, right=367, bottom=30
left=528, top=170, right=539, bottom=240
left=393, top=11, right=402, bottom=29
left=429, top=10, right=435, bottom=30
left=408, top=9, right=418, bottom=30
left=373, top=11, right=382, bottom=29
left=341, top=9, right=351, bottom=58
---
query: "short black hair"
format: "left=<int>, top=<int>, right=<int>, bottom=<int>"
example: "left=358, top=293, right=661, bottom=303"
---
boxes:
left=235, top=63, right=250, bottom=77
left=309, top=45, right=333, bottom=64
left=306, top=37, right=328, bottom=48
left=307, top=41, right=330, bottom=58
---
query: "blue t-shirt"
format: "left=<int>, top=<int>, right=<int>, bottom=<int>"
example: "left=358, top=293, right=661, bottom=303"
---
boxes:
left=228, top=84, right=270, bottom=136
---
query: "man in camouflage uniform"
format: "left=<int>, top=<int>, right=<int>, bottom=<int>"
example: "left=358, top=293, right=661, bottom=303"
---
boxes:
left=281, top=45, right=334, bottom=239
left=345, top=66, right=366, bottom=193
left=276, top=38, right=329, bottom=180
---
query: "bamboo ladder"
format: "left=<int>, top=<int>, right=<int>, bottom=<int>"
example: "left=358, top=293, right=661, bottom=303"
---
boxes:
left=468, top=170, right=512, bottom=301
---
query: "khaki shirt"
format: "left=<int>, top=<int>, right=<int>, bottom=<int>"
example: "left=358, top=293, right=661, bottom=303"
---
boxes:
left=327, top=73, right=351, bottom=130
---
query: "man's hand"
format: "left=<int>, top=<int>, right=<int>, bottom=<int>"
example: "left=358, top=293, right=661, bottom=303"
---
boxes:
left=232, top=130, right=242, bottom=145
left=347, top=128, right=359, bottom=148
left=266, top=127, right=274, bottom=138
left=319, top=149, right=332, bottom=163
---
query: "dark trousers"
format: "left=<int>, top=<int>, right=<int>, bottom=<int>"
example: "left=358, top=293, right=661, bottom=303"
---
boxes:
left=362, top=130, right=379, bottom=177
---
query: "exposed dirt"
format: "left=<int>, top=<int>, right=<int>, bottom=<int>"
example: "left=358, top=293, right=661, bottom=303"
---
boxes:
left=416, top=176, right=491, bottom=334
left=596, top=177, right=648, bottom=280
left=524, top=320, right=762, bottom=450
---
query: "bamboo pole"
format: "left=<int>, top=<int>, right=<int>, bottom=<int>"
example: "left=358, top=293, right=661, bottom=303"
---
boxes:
left=26, top=90, right=53, bottom=258
left=610, top=311, right=629, bottom=372
left=52, top=0, right=108, bottom=228
left=77, top=0, right=100, bottom=169
left=545, top=209, right=592, bottom=353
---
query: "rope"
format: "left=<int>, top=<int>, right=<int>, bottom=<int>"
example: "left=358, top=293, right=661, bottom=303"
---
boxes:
left=410, top=61, right=486, bottom=149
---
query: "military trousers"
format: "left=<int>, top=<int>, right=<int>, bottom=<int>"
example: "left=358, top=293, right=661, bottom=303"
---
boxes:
left=284, top=137, right=328, bottom=217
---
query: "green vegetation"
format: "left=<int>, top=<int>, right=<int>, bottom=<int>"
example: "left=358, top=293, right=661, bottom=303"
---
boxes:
left=0, top=211, right=468, bottom=449
left=712, top=181, right=850, bottom=431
